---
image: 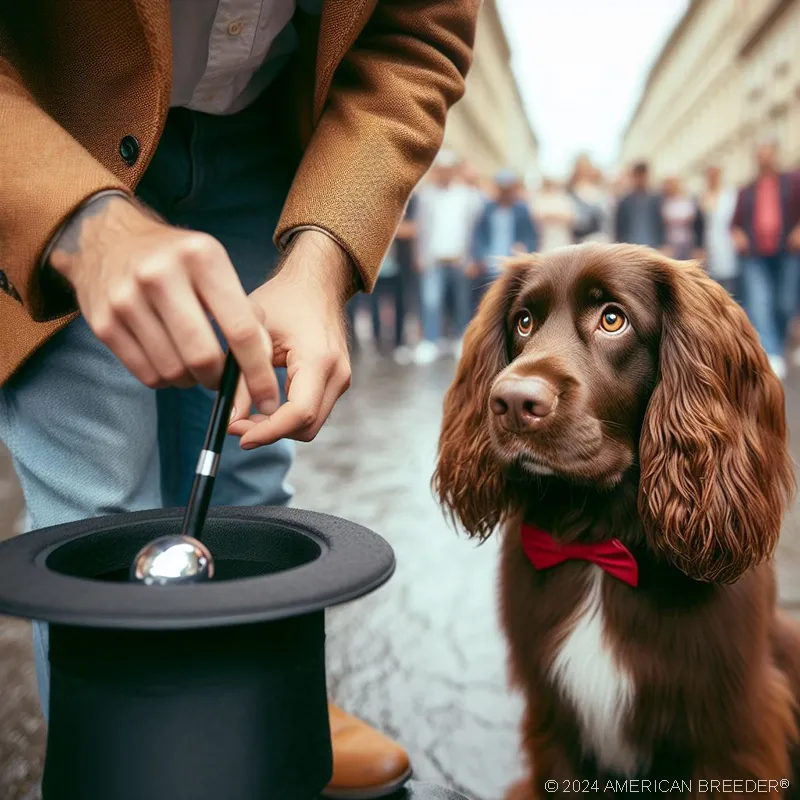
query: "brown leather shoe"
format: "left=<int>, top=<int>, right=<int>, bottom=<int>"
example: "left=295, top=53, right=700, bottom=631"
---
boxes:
left=322, top=704, right=412, bottom=799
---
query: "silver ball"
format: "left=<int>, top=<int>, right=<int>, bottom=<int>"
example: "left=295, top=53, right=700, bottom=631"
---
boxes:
left=130, top=535, right=215, bottom=585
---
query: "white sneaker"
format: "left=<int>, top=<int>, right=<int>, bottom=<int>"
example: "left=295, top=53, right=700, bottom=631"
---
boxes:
left=769, top=355, right=787, bottom=380
left=392, top=345, right=413, bottom=365
left=413, top=341, right=439, bottom=365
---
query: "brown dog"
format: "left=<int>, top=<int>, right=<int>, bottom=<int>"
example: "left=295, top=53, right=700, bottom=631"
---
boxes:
left=434, top=244, right=800, bottom=796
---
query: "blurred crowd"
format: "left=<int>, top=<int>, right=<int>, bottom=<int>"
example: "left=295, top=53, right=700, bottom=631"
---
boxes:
left=347, top=141, right=800, bottom=376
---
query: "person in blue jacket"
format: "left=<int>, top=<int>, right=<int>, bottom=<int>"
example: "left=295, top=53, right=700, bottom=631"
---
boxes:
left=469, top=169, right=539, bottom=314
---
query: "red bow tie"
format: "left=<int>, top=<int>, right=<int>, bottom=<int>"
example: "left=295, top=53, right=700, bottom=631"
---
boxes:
left=520, top=524, right=639, bottom=587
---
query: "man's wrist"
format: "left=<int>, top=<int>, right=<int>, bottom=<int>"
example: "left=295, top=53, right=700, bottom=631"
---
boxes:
left=278, top=228, right=360, bottom=306
left=43, top=190, right=136, bottom=273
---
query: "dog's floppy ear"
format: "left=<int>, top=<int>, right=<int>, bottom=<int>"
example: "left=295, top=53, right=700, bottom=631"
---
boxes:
left=638, top=256, right=794, bottom=583
left=433, top=263, right=526, bottom=539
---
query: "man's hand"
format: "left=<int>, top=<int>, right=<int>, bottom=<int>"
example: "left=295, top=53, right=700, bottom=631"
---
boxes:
left=731, top=226, right=749, bottom=255
left=48, top=194, right=280, bottom=414
left=228, top=230, right=354, bottom=449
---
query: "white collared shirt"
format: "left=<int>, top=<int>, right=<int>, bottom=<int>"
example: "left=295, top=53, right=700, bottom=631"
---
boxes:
left=169, top=0, right=322, bottom=115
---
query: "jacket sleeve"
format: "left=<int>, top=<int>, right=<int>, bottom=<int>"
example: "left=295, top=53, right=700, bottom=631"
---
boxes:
left=0, top=56, right=132, bottom=320
left=275, top=0, right=479, bottom=292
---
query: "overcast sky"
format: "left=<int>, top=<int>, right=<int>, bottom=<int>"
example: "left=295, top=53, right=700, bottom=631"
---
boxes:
left=495, top=0, right=690, bottom=179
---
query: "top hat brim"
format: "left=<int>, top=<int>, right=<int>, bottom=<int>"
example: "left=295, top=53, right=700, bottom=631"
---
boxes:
left=0, top=506, right=395, bottom=630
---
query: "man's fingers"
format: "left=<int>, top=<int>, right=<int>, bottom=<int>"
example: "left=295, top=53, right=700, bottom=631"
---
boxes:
left=110, top=287, right=195, bottom=388
left=228, top=376, right=253, bottom=428
left=91, top=319, right=164, bottom=389
left=239, top=361, right=326, bottom=448
left=190, top=251, right=280, bottom=413
left=250, top=299, right=266, bottom=326
left=228, top=413, right=268, bottom=437
left=143, top=268, right=227, bottom=389
left=238, top=358, right=348, bottom=449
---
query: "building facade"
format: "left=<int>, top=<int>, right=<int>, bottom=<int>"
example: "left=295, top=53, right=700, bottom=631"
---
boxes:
left=440, top=0, right=539, bottom=182
left=620, top=0, right=800, bottom=190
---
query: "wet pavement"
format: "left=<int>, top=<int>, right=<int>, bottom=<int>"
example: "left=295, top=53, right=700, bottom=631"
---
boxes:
left=3, top=332, right=800, bottom=800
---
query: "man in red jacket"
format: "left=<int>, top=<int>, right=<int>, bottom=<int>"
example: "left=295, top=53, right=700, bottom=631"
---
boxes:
left=731, top=140, right=800, bottom=379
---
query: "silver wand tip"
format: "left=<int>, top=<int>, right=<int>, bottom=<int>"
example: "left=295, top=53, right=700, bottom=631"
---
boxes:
left=130, top=535, right=215, bottom=585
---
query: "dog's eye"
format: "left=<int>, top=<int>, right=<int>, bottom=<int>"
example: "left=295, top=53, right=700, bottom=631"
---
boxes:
left=516, top=310, right=534, bottom=337
left=599, top=307, right=627, bottom=334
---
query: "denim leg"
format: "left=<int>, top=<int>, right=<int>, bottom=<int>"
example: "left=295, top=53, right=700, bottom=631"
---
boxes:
left=392, top=275, right=405, bottom=348
left=447, top=265, right=472, bottom=338
left=740, top=256, right=782, bottom=356
left=345, top=297, right=359, bottom=351
left=777, top=253, right=800, bottom=344
left=370, top=277, right=403, bottom=346
left=0, top=316, right=162, bottom=717
left=420, top=265, right=445, bottom=342
left=370, top=282, right=383, bottom=343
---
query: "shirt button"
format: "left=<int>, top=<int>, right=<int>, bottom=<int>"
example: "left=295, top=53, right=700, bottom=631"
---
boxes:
left=227, top=20, right=243, bottom=35
left=119, top=135, right=140, bottom=167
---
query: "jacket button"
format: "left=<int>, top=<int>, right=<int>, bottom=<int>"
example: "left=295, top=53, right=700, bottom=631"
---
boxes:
left=119, top=135, right=140, bottom=166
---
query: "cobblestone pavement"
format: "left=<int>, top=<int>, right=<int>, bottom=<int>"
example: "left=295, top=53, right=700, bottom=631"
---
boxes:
left=3, top=343, right=800, bottom=800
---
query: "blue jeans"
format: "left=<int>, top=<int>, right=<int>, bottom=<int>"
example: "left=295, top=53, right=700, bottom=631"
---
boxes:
left=0, top=91, right=299, bottom=716
left=346, top=274, right=406, bottom=349
left=419, top=261, right=471, bottom=342
left=740, top=253, right=800, bottom=357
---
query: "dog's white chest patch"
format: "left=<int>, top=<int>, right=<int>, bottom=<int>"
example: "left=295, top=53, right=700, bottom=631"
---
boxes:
left=548, top=568, right=641, bottom=775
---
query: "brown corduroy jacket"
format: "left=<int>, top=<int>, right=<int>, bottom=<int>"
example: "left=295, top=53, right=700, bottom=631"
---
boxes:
left=0, top=0, right=478, bottom=386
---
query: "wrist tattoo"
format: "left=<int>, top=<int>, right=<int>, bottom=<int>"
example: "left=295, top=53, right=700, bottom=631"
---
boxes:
left=51, top=194, right=122, bottom=258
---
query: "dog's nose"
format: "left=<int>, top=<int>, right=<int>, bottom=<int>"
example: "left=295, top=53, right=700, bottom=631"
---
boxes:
left=490, top=377, right=558, bottom=430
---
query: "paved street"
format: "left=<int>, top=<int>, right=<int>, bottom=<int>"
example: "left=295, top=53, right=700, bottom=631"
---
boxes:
left=3, top=343, right=800, bottom=800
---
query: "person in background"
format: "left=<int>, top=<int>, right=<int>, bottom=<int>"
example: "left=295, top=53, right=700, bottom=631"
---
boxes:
left=567, top=153, right=607, bottom=243
left=614, top=161, right=665, bottom=249
left=601, top=171, right=629, bottom=241
left=414, top=150, right=483, bottom=364
left=731, top=139, right=800, bottom=380
left=699, top=165, right=739, bottom=296
left=345, top=246, right=408, bottom=364
left=459, top=161, right=487, bottom=199
left=660, top=176, right=704, bottom=261
left=367, top=249, right=405, bottom=360
left=469, top=169, right=538, bottom=313
left=345, top=196, right=416, bottom=365
left=532, top=177, right=575, bottom=252
left=391, top=195, right=419, bottom=364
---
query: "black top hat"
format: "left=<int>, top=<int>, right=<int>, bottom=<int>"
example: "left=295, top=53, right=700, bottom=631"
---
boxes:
left=0, top=506, right=395, bottom=800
